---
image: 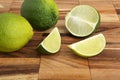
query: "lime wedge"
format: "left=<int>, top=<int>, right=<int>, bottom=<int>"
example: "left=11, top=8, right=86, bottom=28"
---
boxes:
left=37, top=27, right=61, bottom=54
left=65, top=5, right=100, bottom=37
left=68, top=34, right=106, bottom=58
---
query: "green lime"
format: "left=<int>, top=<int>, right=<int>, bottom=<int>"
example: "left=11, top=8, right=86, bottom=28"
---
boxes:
left=37, top=27, right=61, bottom=54
left=0, top=13, right=33, bottom=52
left=21, top=0, right=59, bottom=31
left=68, top=34, right=106, bottom=58
left=65, top=5, right=100, bottom=37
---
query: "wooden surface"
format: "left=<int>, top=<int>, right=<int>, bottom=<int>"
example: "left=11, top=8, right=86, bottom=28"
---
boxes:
left=0, top=0, right=120, bottom=80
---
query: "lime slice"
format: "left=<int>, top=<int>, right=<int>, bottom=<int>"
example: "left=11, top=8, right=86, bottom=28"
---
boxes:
left=65, top=5, right=100, bottom=37
left=37, top=27, right=61, bottom=54
left=68, top=34, right=106, bottom=58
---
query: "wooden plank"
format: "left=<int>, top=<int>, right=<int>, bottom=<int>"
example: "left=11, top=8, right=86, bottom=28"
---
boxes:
left=88, top=21, right=120, bottom=80
left=111, top=0, right=120, bottom=9
left=0, top=0, right=42, bottom=77
left=39, top=21, right=120, bottom=80
left=0, top=0, right=119, bottom=80
left=0, top=58, right=40, bottom=80
left=38, top=0, right=91, bottom=78
left=10, top=0, right=23, bottom=14
left=40, top=20, right=68, bottom=34
left=39, top=44, right=91, bottom=80
left=39, top=20, right=91, bottom=80
left=89, top=49, right=120, bottom=80
left=38, top=11, right=90, bottom=79
left=111, top=0, right=120, bottom=20
left=56, top=0, right=80, bottom=20
left=79, top=0, right=119, bottom=22
left=0, top=0, right=40, bottom=80
left=96, top=22, right=120, bottom=48
left=0, top=0, right=13, bottom=12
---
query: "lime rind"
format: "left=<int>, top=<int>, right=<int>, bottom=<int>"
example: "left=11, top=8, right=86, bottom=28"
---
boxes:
left=37, top=45, right=53, bottom=54
left=68, top=34, right=106, bottom=58
left=0, top=13, right=33, bottom=52
left=21, top=0, right=59, bottom=31
left=65, top=5, right=100, bottom=37
left=37, top=27, right=61, bottom=54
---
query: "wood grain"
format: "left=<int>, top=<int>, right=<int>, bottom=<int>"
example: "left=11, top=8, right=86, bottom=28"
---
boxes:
left=0, top=1, right=41, bottom=80
left=0, top=58, right=40, bottom=80
left=89, top=49, right=120, bottom=80
left=0, top=0, right=119, bottom=80
left=39, top=0, right=90, bottom=80
left=0, top=0, right=13, bottom=12
left=96, top=22, right=120, bottom=48
left=39, top=44, right=91, bottom=80
left=10, top=0, right=23, bottom=14
left=79, top=0, right=119, bottom=22
left=112, top=0, right=120, bottom=20
left=56, top=0, right=80, bottom=20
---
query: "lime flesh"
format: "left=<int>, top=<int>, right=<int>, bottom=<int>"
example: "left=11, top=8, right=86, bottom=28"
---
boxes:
left=68, top=34, right=106, bottom=58
left=65, top=5, right=100, bottom=37
left=37, top=27, right=61, bottom=54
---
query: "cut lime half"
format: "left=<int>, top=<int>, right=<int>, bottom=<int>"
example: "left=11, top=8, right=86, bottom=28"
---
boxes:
left=68, top=34, right=106, bottom=58
left=37, top=27, right=61, bottom=54
left=65, top=5, right=100, bottom=37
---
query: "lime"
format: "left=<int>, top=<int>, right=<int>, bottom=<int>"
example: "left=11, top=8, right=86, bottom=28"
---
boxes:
left=65, top=5, right=100, bottom=37
left=68, top=34, right=106, bottom=58
left=0, top=13, right=33, bottom=52
left=21, top=0, right=59, bottom=31
left=37, top=27, right=61, bottom=54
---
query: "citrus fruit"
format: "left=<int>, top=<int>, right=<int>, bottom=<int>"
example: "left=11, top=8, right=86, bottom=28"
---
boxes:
left=37, top=27, right=61, bottom=54
left=65, top=5, right=100, bottom=37
left=0, top=13, right=33, bottom=52
left=21, top=0, right=59, bottom=31
left=68, top=34, right=106, bottom=58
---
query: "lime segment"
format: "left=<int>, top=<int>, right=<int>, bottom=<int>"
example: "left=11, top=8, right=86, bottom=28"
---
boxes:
left=68, top=34, right=106, bottom=57
left=37, top=27, right=61, bottom=54
left=65, top=5, right=100, bottom=37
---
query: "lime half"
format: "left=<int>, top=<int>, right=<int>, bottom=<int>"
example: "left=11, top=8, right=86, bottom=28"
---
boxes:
left=37, top=27, right=61, bottom=54
left=68, top=34, right=106, bottom=58
left=65, top=5, right=100, bottom=37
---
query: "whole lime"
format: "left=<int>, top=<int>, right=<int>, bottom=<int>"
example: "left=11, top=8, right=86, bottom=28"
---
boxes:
left=0, top=13, right=33, bottom=52
left=21, top=0, right=59, bottom=31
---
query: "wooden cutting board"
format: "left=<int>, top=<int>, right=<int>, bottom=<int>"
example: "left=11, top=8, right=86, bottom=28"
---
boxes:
left=0, top=0, right=120, bottom=80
